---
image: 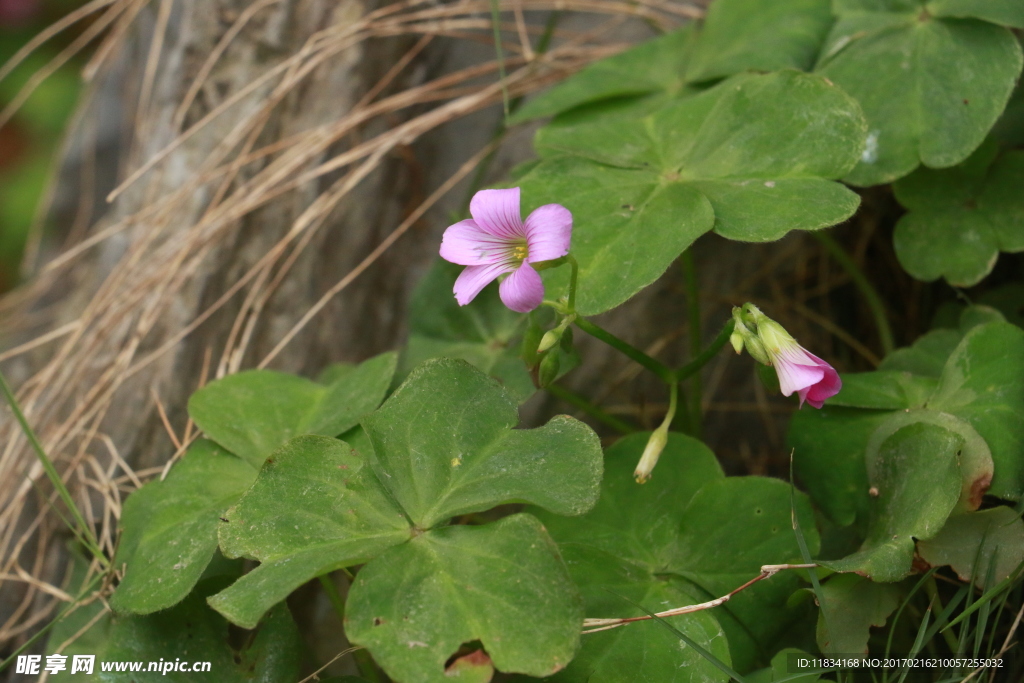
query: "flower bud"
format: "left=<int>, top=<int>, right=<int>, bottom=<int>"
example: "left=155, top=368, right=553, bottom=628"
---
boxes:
left=538, top=350, right=561, bottom=388
left=730, top=307, right=771, bottom=366
left=538, top=328, right=562, bottom=354
left=537, top=315, right=575, bottom=354
left=633, top=426, right=668, bottom=484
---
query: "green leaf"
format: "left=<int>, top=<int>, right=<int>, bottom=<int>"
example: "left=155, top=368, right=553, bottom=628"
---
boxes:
left=534, top=432, right=817, bottom=671
left=929, top=321, right=1024, bottom=499
left=208, top=436, right=410, bottom=629
left=666, top=477, right=820, bottom=668
left=686, top=0, right=834, bottom=81
left=928, top=0, right=1024, bottom=27
left=109, top=440, right=257, bottom=615
left=362, top=358, right=603, bottom=528
left=510, top=26, right=697, bottom=123
left=535, top=431, right=723, bottom=570
left=548, top=547, right=731, bottom=683
left=822, top=421, right=964, bottom=581
left=790, top=407, right=892, bottom=527
left=917, top=507, right=1024, bottom=588
left=527, top=434, right=732, bottom=681
left=521, top=71, right=865, bottom=314
left=207, top=360, right=602, bottom=637
left=894, top=148, right=1024, bottom=286
left=827, top=370, right=936, bottom=410
left=401, top=261, right=535, bottom=402
left=877, top=328, right=963, bottom=376
left=817, top=10, right=1023, bottom=186
left=815, top=574, right=902, bottom=654
left=345, top=513, right=583, bottom=683
left=188, top=352, right=397, bottom=467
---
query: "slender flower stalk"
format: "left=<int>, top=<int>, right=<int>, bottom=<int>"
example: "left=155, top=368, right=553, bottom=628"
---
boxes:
left=731, top=304, right=841, bottom=409
left=634, top=382, right=678, bottom=483
left=440, top=187, right=572, bottom=313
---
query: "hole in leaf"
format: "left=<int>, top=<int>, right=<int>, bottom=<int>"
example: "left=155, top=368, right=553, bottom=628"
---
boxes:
left=444, top=641, right=491, bottom=672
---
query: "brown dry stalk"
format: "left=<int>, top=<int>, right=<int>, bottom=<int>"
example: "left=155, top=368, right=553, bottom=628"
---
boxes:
left=581, top=563, right=817, bottom=634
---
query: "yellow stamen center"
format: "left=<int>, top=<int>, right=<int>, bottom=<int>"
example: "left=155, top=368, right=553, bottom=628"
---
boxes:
left=512, top=245, right=529, bottom=260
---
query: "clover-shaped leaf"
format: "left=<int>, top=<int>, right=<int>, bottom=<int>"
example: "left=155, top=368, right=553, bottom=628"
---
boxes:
left=815, top=574, right=902, bottom=655
left=363, top=358, right=603, bottom=528
left=816, top=2, right=1023, bottom=186
left=821, top=419, right=969, bottom=581
left=686, top=0, right=833, bottom=82
left=893, top=145, right=1024, bottom=286
left=208, top=436, right=411, bottom=628
left=346, top=514, right=583, bottom=681
left=917, top=507, right=1024, bottom=588
left=510, top=26, right=698, bottom=124
left=189, top=351, right=397, bottom=468
left=111, top=354, right=397, bottom=616
left=109, top=440, right=258, bottom=615
left=520, top=70, right=864, bottom=315
left=206, top=359, right=603, bottom=681
left=534, top=433, right=819, bottom=672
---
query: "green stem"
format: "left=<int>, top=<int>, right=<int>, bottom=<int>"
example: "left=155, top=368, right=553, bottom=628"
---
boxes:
left=546, top=383, right=635, bottom=435
left=813, top=231, right=895, bottom=355
left=566, top=253, right=579, bottom=312
left=0, top=369, right=107, bottom=568
left=319, top=574, right=382, bottom=683
left=674, top=319, right=736, bottom=383
left=681, top=250, right=702, bottom=438
left=573, top=317, right=674, bottom=384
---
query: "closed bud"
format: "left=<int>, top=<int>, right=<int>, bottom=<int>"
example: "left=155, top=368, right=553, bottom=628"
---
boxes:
left=538, top=351, right=561, bottom=388
left=633, top=426, right=668, bottom=484
left=730, top=329, right=745, bottom=354
left=537, top=315, right=575, bottom=354
left=538, top=328, right=562, bottom=354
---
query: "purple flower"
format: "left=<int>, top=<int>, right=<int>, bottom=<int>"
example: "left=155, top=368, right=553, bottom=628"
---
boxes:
left=770, top=344, right=842, bottom=409
left=439, top=187, right=572, bottom=313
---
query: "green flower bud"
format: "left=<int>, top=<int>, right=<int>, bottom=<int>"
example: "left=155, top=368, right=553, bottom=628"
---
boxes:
left=538, top=350, right=560, bottom=388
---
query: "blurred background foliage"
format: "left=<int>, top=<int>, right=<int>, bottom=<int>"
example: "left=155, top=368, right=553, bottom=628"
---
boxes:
left=0, top=0, right=85, bottom=292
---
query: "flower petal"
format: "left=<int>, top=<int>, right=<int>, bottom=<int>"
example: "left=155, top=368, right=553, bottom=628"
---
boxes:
left=524, top=203, right=572, bottom=263
left=440, top=219, right=513, bottom=266
left=803, top=353, right=842, bottom=409
left=499, top=262, right=544, bottom=313
left=453, top=262, right=512, bottom=306
left=773, top=347, right=825, bottom=400
left=470, top=188, right=525, bottom=240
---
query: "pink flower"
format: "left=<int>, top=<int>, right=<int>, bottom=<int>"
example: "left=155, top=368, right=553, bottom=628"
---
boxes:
left=769, top=344, right=842, bottom=409
left=439, top=187, right=572, bottom=313
left=731, top=304, right=842, bottom=409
